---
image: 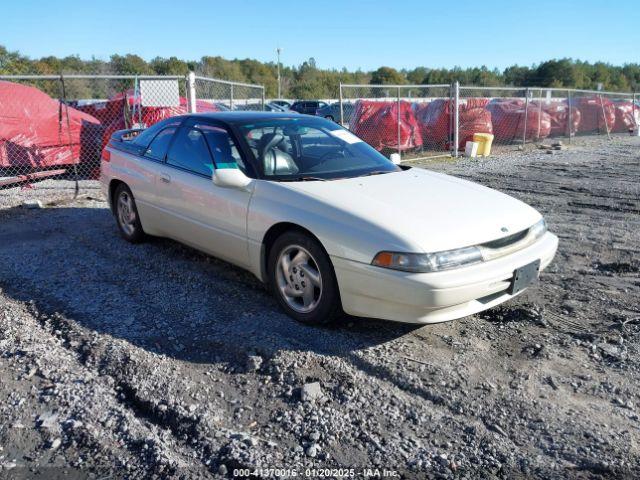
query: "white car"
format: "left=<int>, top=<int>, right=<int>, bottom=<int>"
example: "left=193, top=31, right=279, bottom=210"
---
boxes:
left=100, top=112, right=558, bottom=325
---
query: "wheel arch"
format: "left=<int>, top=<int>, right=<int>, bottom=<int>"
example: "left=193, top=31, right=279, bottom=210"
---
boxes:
left=260, top=222, right=332, bottom=285
left=108, top=178, right=127, bottom=214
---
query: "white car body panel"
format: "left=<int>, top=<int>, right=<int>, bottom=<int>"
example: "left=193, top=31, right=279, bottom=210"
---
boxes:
left=101, top=136, right=558, bottom=324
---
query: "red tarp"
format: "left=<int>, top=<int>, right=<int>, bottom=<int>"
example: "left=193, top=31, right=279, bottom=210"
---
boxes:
left=458, top=98, right=493, bottom=148
left=532, top=101, right=581, bottom=136
left=0, top=81, right=101, bottom=168
left=569, top=97, right=616, bottom=133
left=487, top=99, right=551, bottom=142
left=414, top=100, right=450, bottom=148
left=351, top=100, right=422, bottom=152
left=413, top=99, right=492, bottom=150
left=613, top=101, right=639, bottom=133
left=75, top=89, right=220, bottom=151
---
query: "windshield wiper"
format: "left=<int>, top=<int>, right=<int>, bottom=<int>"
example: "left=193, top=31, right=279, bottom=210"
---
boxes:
left=358, top=170, right=392, bottom=177
left=278, top=176, right=327, bottom=182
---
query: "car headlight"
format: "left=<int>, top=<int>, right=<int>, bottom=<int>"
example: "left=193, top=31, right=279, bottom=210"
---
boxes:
left=529, top=218, right=547, bottom=240
left=372, top=246, right=483, bottom=273
left=371, top=218, right=547, bottom=273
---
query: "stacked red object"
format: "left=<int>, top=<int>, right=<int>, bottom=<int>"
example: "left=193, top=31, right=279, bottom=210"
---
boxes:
left=76, top=89, right=220, bottom=151
left=0, top=81, right=102, bottom=168
left=351, top=100, right=422, bottom=152
left=458, top=98, right=493, bottom=148
left=532, top=101, right=581, bottom=136
left=414, top=100, right=450, bottom=149
left=569, top=97, right=616, bottom=133
left=612, top=101, right=639, bottom=133
left=413, top=98, right=492, bottom=150
left=487, top=99, right=551, bottom=142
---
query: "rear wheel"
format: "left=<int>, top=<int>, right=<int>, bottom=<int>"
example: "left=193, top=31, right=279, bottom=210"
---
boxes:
left=268, top=231, right=342, bottom=325
left=114, top=183, right=146, bottom=243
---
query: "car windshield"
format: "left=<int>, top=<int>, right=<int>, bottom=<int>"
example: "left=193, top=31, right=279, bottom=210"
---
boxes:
left=235, top=116, right=400, bottom=180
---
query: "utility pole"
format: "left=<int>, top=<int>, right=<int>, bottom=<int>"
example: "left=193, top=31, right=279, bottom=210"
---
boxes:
left=276, top=47, right=282, bottom=99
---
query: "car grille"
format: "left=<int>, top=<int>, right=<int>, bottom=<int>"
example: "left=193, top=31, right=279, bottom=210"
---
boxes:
left=481, top=228, right=529, bottom=249
left=478, top=226, right=538, bottom=261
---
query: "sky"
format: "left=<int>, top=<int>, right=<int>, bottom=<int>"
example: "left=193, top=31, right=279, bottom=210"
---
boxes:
left=3, top=0, right=639, bottom=71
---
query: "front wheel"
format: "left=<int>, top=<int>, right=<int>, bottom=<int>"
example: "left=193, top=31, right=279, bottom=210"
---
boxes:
left=268, top=231, right=342, bottom=325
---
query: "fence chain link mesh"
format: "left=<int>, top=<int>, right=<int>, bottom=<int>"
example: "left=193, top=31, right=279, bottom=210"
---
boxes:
left=342, top=84, right=639, bottom=158
left=1, top=75, right=638, bottom=205
left=340, top=84, right=453, bottom=160
left=193, top=76, right=265, bottom=112
left=0, top=74, right=264, bottom=205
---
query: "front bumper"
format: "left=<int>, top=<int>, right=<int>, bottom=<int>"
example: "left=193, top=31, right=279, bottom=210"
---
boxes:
left=332, top=231, right=558, bottom=324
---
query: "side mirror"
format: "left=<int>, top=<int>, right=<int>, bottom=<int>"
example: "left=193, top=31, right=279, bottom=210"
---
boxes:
left=213, top=168, right=252, bottom=190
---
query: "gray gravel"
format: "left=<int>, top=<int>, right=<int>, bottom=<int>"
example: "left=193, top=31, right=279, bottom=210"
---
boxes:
left=0, top=135, right=639, bottom=478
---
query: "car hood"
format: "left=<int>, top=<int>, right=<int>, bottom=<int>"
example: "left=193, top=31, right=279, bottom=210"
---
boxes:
left=282, top=168, right=541, bottom=253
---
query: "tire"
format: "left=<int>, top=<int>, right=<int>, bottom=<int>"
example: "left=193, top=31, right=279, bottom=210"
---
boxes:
left=268, top=231, right=342, bottom=325
left=113, top=183, right=146, bottom=243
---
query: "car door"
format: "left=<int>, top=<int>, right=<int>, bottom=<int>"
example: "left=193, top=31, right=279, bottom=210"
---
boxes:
left=127, top=122, right=181, bottom=234
left=154, top=120, right=253, bottom=267
left=305, top=102, right=318, bottom=114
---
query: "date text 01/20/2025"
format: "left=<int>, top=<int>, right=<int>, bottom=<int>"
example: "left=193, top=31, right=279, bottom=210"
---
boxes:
left=231, top=467, right=400, bottom=477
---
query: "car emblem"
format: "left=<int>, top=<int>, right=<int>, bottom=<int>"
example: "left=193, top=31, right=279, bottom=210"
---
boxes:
left=501, top=227, right=509, bottom=233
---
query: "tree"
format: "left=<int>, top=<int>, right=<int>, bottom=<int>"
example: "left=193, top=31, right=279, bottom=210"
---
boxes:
left=109, top=54, right=152, bottom=75
left=370, top=66, right=405, bottom=85
left=150, top=56, right=189, bottom=76
left=1, top=45, right=639, bottom=99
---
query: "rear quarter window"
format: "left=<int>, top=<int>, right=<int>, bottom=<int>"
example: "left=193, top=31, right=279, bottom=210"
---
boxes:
left=144, top=127, right=177, bottom=161
left=132, top=118, right=183, bottom=148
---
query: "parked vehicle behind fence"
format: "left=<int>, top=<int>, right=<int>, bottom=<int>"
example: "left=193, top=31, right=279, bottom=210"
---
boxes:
left=270, top=99, right=292, bottom=109
left=315, top=102, right=355, bottom=124
left=290, top=100, right=328, bottom=115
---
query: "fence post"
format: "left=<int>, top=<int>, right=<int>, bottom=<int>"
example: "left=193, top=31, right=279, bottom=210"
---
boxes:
left=633, top=91, right=637, bottom=130
left=230, top=84, right=234, bottom=111
left=59, top=73, right=79, bottom=197
left=567, top=89, right=572, bottom=143
left=453, top=81, right=460, bottom=158
left=397, top=86, right=401, bottom=160
left=339, top=83, right=344, bottom=126
left=186, top=72, right=197, bottom=113
left=537, top=89, right=542, bottom=141
left=522, top=88, right=530, bottom=147
left=599, top=94, right=611, bottom=140
left=261, top=87, right=265, bottom=111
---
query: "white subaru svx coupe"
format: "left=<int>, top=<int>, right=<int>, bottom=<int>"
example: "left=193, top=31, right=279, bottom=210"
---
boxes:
left=100, top=112, right=558, bottom=325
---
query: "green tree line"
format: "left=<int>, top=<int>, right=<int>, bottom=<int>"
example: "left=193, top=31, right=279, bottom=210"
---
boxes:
left=1, top=45, right=638, bottom=99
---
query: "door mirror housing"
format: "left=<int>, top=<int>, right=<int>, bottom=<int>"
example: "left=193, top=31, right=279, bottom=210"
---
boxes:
left=213, top=168, right=252, bottom=190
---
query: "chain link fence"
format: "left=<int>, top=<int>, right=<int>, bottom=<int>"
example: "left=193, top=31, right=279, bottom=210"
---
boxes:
left=341, top=83, right=639, bottom=159
left=1, top=74, right=637, bottom=204
left=0, top=74, right=264, bottom=204
left=340, top=84, right=452, bottom=161
left=193, top=76, right=265, bottom=112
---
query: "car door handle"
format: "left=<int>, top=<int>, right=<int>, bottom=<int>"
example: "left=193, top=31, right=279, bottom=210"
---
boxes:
left=160, top=174, right=171, bottom=184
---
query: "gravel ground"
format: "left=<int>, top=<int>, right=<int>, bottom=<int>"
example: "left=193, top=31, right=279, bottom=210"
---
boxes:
left=0, top=135, right=639, bottom=479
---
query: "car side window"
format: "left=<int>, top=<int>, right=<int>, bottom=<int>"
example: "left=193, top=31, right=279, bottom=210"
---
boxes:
left=166, top=127, right=214, bottom=176
left=192, top=123, right=246, bottom=172
left=132, top=118, right=182, bottom=147
left=144, top=127, right=176, bottom=161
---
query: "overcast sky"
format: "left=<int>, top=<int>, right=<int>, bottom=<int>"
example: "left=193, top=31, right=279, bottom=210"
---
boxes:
left=4, top=0, right=639, bottom=70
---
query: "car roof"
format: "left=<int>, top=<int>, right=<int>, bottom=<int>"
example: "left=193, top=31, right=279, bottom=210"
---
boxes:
left=187, top=111, right=311, bottom=124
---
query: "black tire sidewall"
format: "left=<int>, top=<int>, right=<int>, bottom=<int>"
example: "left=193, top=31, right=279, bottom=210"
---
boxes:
left=268, top=231, right=341, bottom=325
left=114, top=184, right=145, bottom=243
